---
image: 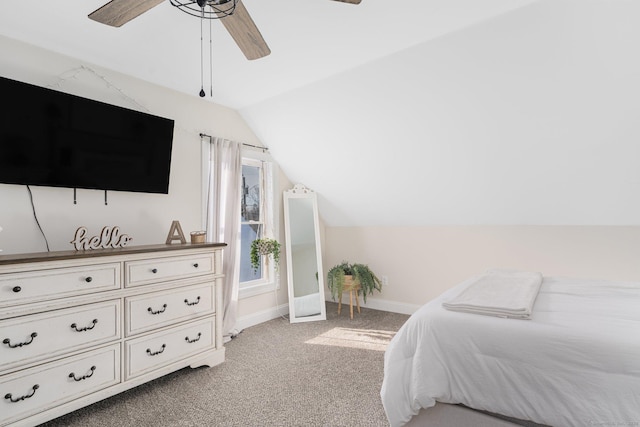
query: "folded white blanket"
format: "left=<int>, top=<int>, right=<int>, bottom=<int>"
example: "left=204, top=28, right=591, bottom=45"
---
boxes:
left=442, top=270, right=542, bottom=319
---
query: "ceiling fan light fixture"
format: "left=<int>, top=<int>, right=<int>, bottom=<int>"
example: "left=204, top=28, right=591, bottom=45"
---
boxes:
left=169, top=0, right=236, bottom=19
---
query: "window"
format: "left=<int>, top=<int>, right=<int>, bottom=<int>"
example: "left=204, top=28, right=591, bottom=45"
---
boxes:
left=238, top=153, right=277, bottom=297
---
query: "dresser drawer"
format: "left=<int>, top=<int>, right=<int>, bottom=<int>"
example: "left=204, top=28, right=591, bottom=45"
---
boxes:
left=125, top=318, right=214, bottom=379
left=0, top=344, right=120, bottom=426
left=0, top=300, right=120, bottom=373
left=126, top=283, right=214, bottom=337
left=125, top=253, right=214, bottom=288
left=0, top=263, right=121, bottom=307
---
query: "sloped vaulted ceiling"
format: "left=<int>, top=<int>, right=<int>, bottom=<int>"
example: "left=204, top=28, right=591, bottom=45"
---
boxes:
left=0, top=0, right=534, bottom=108
left=241, top=0, right=640, bottom=226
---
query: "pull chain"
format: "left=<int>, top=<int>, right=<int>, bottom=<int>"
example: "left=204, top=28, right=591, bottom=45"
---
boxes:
left=199, top=5, right=205, bottom=97
left=209, top=15, right=213, bottom=97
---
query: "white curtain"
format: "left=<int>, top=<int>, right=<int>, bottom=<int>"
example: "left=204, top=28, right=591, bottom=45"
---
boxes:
left=263, top=160, right=276, bottom=241
left=204, top=136, right=242, bottom=341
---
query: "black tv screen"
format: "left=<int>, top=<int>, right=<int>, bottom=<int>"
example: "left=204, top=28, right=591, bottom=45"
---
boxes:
left=0, top=76, right=174, bottom=194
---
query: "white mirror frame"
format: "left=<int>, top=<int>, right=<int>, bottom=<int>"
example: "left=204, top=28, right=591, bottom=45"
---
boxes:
left=283, top=184, right=327, bottom=323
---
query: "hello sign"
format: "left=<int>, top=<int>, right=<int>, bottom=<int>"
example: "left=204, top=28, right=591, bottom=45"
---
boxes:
left=70, top=226, right=133, bottom=250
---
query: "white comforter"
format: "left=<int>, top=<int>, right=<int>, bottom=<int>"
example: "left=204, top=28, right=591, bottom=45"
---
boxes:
left=381, top=275, right=640, bottom=427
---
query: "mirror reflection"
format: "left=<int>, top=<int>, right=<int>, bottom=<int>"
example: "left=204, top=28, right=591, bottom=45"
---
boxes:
left=284, top=184, right=326, bottom=323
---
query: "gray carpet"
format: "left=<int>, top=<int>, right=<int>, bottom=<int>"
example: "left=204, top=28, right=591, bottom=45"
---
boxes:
left=40, top=302, right=409, bottom=427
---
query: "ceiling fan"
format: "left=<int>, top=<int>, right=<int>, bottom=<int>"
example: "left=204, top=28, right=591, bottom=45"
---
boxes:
left=88, top=0, right=362, bottom=61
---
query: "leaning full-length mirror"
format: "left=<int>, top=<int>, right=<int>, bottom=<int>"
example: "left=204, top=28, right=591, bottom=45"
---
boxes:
left=283, top=184, right=326, bottom=323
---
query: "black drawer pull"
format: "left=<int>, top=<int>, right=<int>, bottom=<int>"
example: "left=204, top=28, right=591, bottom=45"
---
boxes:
left=69, top=366, right=96, bottom=382
left=185, top=333, right=202, bottom=344
left=4, top=384, right=39, bottom=403
left=146, top=344, right=166, bottom=356
left=85, top=276, right=93, bottom=283
left=3, top=332, right=38, bottom=348
left=193, top=263, right=199, bottom=268
left=71, top=319, right=98, bottom=332
left=148, top=304, right=167, bottom=315
left=151, top=268, right=158, bottom=274
left=184, top=296, right=201, bottom=306
left=12, top=286, right=21, bottom=293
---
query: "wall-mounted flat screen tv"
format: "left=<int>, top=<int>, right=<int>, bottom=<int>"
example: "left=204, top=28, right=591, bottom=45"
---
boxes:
left=0, top=76, right=174, bottom=194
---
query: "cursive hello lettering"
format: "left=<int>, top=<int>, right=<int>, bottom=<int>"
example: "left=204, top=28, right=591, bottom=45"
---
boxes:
left=70, top=226, right=133, bottom=250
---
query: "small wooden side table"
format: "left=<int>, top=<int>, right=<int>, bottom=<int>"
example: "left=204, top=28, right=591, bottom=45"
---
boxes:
left=338, top=276, right=361, bottom=319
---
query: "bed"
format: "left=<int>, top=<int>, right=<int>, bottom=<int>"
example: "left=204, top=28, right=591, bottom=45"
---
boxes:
left=381, top=271, right=640, bottom=427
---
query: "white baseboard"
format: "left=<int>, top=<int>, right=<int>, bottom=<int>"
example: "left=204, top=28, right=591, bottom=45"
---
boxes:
left=235, top=303, right=289, bottom=332
left=235, top=297, right=419, bottom=331
left=334, top=295, right=421, bottom=315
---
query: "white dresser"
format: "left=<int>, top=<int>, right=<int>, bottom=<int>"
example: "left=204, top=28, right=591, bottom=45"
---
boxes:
left=0, top=243, right=226, bottom=427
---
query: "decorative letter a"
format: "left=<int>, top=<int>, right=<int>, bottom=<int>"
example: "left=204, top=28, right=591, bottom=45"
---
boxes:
left=166, top=220, right=186, bottom=245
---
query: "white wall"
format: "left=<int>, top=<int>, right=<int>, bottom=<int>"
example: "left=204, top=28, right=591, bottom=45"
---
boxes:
left=0, top=36, right=257, bottom=254
left=325, top=225, right=640, bottom=313
left=237, top=1, right=640, bottom=315
left=0, top=35, right=287, bottom=324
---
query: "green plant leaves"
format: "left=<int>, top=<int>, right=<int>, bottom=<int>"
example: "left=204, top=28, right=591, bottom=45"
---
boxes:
left=250, top=238, right=281, bottom=272
left=326, top=261, right=382, bottom=303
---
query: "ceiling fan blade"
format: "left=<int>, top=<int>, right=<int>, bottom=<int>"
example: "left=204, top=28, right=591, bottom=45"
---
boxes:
left=215, top=1, right=271, bottom=60
left=331, top=0, right=362, bottom=4
left=88, top=0, right=165, bottom=27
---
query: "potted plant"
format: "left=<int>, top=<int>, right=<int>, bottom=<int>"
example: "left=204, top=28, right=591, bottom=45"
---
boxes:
left=250, top=238, right=281, bottom=272
left=326, top=261, right=383, bottom=304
